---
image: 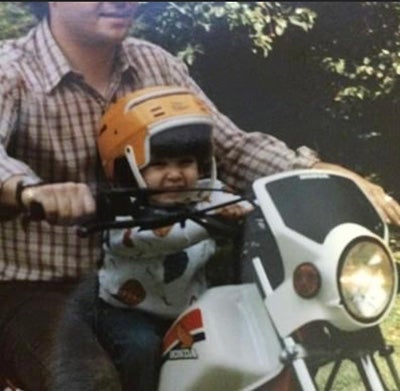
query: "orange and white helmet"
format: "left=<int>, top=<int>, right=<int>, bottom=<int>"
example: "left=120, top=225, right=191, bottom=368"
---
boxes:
left=98, top=85, right=216, bottom=188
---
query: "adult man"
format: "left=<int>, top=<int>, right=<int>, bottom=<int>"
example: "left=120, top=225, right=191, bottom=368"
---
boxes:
left=0, top=2, right=399, bottom=390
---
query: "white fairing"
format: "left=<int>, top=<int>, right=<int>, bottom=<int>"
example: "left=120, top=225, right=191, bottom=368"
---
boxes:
left=158, top=284, right=284, bottom=391
left=252, top=170, right=396, bottom=337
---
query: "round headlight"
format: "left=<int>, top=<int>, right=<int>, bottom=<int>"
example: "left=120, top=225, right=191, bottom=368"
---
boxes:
left=338, top=237, right=395, bottom=323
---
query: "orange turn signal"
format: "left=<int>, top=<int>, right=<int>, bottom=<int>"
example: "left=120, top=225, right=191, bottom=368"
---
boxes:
left=293, top=262, right=321, bottom=299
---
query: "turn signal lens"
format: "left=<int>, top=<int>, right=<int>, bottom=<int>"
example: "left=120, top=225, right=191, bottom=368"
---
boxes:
left=293, top=262, right=321, bottom=298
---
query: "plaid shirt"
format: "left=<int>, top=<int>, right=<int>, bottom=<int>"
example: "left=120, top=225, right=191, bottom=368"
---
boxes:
left=0, top=20, right=319, bottom=281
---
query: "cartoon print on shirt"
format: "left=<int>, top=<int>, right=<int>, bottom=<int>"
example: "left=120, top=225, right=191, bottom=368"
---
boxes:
left=99, top=179, right=246, bottom=317
left=163, top=251, right=189, bottom=283
left=112, top=279, right=146, bottom=306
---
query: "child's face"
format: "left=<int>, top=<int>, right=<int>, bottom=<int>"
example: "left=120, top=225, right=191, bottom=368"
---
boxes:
left=141, top=156, right=199, bottom=205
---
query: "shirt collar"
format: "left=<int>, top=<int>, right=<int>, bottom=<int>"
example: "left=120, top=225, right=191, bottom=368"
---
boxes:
left=119, top=40, right=137, bottom=74
left=34, top=18, right=73, bottom=93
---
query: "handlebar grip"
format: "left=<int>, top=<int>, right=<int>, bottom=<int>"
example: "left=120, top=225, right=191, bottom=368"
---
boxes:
left=27, top=201, right=46, bottom=221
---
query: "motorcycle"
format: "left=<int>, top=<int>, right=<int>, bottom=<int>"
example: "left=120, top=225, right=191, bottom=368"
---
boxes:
left=2, top=169, right=398, bottom=390
left=76, top=168, right=400, bottom=390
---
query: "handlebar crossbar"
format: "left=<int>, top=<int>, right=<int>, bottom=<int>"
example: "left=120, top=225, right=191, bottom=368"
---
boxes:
left=22, top=186, right=254, bottom=238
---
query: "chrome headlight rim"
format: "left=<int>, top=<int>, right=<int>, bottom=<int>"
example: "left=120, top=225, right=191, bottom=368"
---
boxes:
left=337, top=236, right=395, bottom=324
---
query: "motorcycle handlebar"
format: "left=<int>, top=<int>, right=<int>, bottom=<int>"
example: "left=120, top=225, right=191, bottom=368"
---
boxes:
left=24, top=200, right=46, bottom=221
left=23, top=188, right=252, bottom=239
left=76, top=198, right=249, bottom=238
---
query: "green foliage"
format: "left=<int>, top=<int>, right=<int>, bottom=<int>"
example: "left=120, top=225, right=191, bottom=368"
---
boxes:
left=318, top=3, right=400, bottom=106
left=323, top=50, right=400, bottom=102
left=133, top=2, right=316, bottom=64
left=0, top=3, right=35, bottom=39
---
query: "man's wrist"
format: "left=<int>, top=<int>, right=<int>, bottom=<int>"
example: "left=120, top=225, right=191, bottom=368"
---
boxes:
left=15, top=177, right=44, bottom=211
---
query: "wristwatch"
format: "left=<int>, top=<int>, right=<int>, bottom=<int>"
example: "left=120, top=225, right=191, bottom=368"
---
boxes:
left=15, top=176, right=44, bottom=211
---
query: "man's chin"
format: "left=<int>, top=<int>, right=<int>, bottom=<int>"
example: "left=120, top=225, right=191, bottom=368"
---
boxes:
left=96, top=21, right=131, bottom=43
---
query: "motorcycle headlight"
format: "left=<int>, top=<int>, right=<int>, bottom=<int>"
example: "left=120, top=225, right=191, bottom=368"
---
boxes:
left=338, top=237, right=395, bottom=323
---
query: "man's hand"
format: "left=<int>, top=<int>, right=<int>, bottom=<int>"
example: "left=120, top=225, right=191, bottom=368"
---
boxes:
left=313, top=162, right=400, bottom=226
left=20, top=182, right=95, bottom=225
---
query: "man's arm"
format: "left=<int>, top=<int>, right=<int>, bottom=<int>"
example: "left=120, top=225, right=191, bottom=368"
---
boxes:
left=0, top=64, right=95, bottom=225
left=312, top=162, right=400, bottom=226
left=165, top=55, right=400, bottom=226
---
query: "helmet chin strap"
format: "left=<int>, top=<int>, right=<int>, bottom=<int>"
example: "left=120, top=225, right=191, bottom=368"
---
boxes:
left=124, top=145, right=147, bottom=188
left=209, top=156, right=217, bottom=188
left=194, top=157, right=217, bottom=201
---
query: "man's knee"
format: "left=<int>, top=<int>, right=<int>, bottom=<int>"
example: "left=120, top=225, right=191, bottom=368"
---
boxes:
left=50, top=354, right=121, bottom=391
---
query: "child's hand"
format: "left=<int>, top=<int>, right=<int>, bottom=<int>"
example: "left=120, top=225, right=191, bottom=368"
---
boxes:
left=215, top=203, right=254, bottom=220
